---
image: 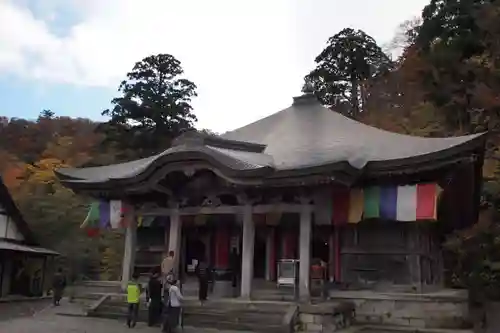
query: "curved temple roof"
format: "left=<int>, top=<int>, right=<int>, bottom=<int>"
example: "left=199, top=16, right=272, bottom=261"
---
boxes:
left=56, top=93, right=486, bottom=188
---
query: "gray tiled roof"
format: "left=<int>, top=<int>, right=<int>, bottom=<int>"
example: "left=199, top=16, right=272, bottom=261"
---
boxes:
left=221, top=95, right=483, bottom=170
left=57, top=144, right=274, bottom=182
left=57, top=94, right=485, bottom=184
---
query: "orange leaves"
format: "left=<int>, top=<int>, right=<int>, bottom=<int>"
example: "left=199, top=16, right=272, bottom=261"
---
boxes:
left=0, top=151, right=25, bottom=189
left=0, top=115, right=104, bottom=201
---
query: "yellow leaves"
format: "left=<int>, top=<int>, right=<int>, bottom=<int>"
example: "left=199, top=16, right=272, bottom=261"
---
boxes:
left=23, top=158, right=68, bottom=185
left=42, top=136, right=91, bottom=167
left=483, top=158, right=497, bottom=180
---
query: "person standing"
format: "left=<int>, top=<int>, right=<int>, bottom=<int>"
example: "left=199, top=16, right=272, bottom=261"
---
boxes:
left=146, top=269, right=163, bottom=327
left=195, top=257, right=209, bottom=303
left=162, top=279, right=183, bottom=333
left=51, top=268, right=66, bottom=306
left=126, top=272, right=142, bottom=328
left=229, top=248, right=241, bottom=289
left=161, top=251, right=175, bottom=285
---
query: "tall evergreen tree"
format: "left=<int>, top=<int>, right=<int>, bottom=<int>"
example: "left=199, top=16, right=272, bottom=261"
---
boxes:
left=306, top=28, right=393, bottom=117
left=99, top=54, right=197, bottom=159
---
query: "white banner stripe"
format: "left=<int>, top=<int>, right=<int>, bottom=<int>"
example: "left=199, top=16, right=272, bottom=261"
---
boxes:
left=109, top=200, right=123, bottom=229
left=396, top=185, right=417, bottom=221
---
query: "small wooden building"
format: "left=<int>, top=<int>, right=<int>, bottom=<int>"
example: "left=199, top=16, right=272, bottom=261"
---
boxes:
left=0, top=177, right=58, bottom=298
left=57, top=91, right=486, bottom=299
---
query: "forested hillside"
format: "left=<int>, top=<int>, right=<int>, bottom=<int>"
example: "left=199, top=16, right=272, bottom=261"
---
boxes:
left=2, top=0, right=500, bottom=288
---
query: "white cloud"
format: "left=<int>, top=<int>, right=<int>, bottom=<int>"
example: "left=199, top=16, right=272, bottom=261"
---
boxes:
left=0, top=0, right=429, bottom=132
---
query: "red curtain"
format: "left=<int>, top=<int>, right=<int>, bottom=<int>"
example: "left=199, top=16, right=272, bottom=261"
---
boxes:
left=214, top=228, right=230, bottom=268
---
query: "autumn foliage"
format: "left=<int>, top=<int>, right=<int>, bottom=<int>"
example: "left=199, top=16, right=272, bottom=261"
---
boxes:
left=0, top=114, right=123, bottom=280
left=3, top=0, right=500, bottom=284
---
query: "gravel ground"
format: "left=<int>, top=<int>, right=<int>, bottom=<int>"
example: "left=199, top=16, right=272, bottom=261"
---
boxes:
left=0, top=299, right=252, bottom=333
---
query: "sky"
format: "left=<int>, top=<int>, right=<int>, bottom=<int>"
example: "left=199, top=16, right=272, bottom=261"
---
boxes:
left=0, top=0, right=430, bottom=133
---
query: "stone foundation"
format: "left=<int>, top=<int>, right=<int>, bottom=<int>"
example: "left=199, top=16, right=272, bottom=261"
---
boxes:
left=298, top=302, right=355, bottom=332
left=329, top=289, right=470, bottom=329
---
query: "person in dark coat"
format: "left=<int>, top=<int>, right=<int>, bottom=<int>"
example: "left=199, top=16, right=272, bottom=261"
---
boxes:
left=51, top=268, right=66, bottom=306
left=229, top=248, right=241, bottom=288
left=146, top=268, right=163, bottom=327
left=195, top=257, right=209, bottom=303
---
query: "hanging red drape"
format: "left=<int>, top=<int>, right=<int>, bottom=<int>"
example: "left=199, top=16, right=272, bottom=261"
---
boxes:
left=214, top=228, right=230, bottom=268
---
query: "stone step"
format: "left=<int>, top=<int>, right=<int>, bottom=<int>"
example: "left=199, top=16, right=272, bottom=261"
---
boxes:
left=96, top=304, right=284, bottom=322
left=184, top=311, right=283, bottom=324
left=348, top=325, right=475, bottom=333
left=91, top=297, right=291, bottom=333
left=185, top=317, right=286, bottom=333
left=92, top=310, right=286, bottom=333
left=103, top=299, right=291, bottom=312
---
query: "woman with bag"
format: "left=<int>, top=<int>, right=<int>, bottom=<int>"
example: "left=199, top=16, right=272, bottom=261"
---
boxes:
left=162, top=278, right=183, bottom=333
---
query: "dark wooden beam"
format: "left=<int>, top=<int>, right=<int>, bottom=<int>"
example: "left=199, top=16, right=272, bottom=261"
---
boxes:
left=137, top=203, right=313, bottom=216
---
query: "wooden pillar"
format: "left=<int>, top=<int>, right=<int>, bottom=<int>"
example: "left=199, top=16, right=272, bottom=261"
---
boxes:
left=168, top=207, right=182, bottom=276
left=408, top=224, right=422, bottom=291
left=121, top=217, right=137, bottom=290
left=1, top=257, right=11, bottom=297
left=328, top=231, right=335, bottom=282
left=40, top=256, right=47, bottom=297
left=164, top=218, right=170, bottom=251
left=240, top=202, right=254, bottom=298
left=334, top=228, right=341, bottom=282
left=299, top=203, right=312, bottom=300
left=0, top=252, right=4, bottom=298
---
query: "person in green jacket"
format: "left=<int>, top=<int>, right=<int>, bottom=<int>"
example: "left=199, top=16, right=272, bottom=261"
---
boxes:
left=127, top=272, right=142, bottom=328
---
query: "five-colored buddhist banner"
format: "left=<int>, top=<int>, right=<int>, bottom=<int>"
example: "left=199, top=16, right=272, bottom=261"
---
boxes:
left=333, top=183, right=442, bottom=225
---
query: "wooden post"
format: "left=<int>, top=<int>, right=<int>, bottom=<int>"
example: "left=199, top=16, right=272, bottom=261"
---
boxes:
left=240, top=202, right=254, bottom=298
left=334, top=228, right=341, bottom=282
left=328, top=231, right=335, bottom=282
left=299, top=203, right=312, bottom=300
left=0, top=252, right=4, bottom=298
left=408, top=224, right=422, bottom=292
left=168, top=206, right=182, bottom=276
left=121, top=217, right=137, bottom=290
left=40, top=256, right=47, bottom=297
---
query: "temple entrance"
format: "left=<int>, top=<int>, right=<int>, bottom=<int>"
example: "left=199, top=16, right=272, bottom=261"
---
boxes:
left=183, top=227, right=209, bottom=277
left=312, top=235, right=329, bottom=263
left=185, top=238, right=206, bottom=271
left=253, top=233, right=267, bottom=278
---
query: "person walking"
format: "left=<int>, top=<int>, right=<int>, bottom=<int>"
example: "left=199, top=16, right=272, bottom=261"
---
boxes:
left=229, top=248, right=241, bottom=289
left=146, top=268, right=162, bottom=327
left=51, top=268, right=66, bottom=306
left=195, top=257, right=209, bottom=303
left=126, top=272, right=142, bottom=328
left=162, top=278, right=183, bottom=333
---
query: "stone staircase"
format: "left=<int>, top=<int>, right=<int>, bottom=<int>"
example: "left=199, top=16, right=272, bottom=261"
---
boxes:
left=73, top=281, right=475, bottom=332
left=89, top=296, right=296, bottom=333
left=183, top=301, right=294, bottom=332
